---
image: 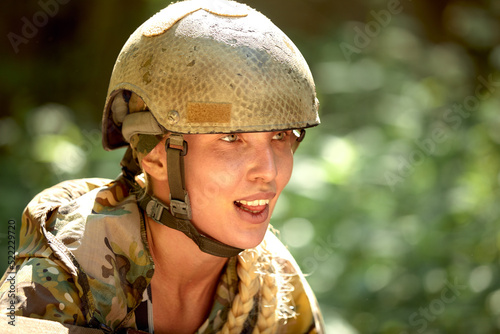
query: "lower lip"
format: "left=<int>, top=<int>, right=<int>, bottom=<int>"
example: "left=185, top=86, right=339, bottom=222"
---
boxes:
left=234, top=203, right=270, bottom=224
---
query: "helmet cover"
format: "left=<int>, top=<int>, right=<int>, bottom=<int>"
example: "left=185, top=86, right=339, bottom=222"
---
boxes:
left=102, top=0, right=320, bottom=150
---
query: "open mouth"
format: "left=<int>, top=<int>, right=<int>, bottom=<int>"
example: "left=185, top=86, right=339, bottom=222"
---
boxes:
left=234, top=199, right=270, bottom=214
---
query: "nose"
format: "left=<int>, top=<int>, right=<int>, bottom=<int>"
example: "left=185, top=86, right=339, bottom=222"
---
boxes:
left=247, top=143, right=278, bottom=183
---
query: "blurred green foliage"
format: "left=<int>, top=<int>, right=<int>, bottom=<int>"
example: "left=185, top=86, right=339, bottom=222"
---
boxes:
left=1, top=0, right=500, bottom=333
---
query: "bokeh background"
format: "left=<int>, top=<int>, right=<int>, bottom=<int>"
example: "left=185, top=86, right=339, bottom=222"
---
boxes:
left=1, top=0, right=500, bottom=333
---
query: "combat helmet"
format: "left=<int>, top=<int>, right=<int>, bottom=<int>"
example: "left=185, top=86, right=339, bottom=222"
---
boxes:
left=102, top=0, right=320, bottom=257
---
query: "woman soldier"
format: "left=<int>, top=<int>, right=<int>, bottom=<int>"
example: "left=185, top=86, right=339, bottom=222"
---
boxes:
left=0, top=0, right=324, bottom=333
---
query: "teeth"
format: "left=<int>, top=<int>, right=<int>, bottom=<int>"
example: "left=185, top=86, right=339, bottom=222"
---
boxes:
left=236, top=199, right=270, bottom=206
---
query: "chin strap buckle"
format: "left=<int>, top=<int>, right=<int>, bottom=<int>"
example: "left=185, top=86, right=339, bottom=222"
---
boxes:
left=165, top=133, right=192, bottom=220
left=169, top=192, right=192, bottom=220
left=165, top=134, right=188, bottom=156
left=145, top=198, right=167, bottom=222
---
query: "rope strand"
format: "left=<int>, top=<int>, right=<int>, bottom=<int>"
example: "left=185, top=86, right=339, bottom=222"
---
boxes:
left=219, top=250, right=261, bottom=334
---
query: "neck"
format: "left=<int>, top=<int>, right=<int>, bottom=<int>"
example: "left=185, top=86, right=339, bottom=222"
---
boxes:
left=145, top=217, right=230, bottom=334
left=145, top=216, right=228, bottom=287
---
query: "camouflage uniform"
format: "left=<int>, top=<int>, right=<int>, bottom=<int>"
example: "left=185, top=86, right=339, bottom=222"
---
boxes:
left=0, top=176, right=324, bottom=333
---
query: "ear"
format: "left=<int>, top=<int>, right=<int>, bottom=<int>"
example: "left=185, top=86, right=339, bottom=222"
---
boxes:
left=141, top=140, right=168, bottom=181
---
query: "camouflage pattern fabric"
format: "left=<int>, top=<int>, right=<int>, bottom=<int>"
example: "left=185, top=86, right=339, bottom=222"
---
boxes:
left=0, top=177, right=324, bottom=333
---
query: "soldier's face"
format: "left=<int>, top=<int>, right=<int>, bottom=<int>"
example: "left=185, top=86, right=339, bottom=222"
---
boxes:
left=182, top=131, right=294, bottom=249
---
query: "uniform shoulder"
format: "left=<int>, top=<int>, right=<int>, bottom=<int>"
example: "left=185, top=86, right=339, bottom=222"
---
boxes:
left=24, top=178, right=113, bottom=222
left=260, top=229, right=326, bottom=333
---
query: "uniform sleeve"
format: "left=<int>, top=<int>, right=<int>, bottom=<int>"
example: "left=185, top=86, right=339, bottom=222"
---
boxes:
left=264, top=231, right=325, bottom=334
left=278, top=271, right=325, bottom=334
left=0, top=256, right=86, bottom=325
left=0, top=178, right=112, bottom=326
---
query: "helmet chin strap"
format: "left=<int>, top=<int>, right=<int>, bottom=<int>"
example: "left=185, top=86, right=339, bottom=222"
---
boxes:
left=137, top=133, right=244, bottom=258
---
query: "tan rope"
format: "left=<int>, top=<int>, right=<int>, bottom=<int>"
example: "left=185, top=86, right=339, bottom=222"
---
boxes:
left=219, top=249, right=261, bottom=334
left=253, top=266, right=278, bottom=334
left=218, top=239, right=286, bottom=334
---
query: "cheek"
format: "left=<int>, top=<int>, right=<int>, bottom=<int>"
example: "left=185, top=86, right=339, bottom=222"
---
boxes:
left=277, top=152, right=294, bottom=190
left=184, top=156, right=242, bottom=210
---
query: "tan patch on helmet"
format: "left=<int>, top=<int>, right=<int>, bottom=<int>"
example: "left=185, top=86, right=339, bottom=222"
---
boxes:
left=187, top=102, right=231, bottom=123
left=142, top=0, right=249, bottom=37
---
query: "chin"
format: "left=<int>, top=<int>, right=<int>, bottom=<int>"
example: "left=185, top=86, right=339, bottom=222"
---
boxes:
left=199, top=225, right=268, bottom=252
left=224, top=226, right=269, bottom=250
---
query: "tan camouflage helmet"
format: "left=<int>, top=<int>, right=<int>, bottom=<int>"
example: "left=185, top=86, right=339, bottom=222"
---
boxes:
left=102, top=0, right=320, bottom=150
left=102, top=0, right=320, bottom=257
